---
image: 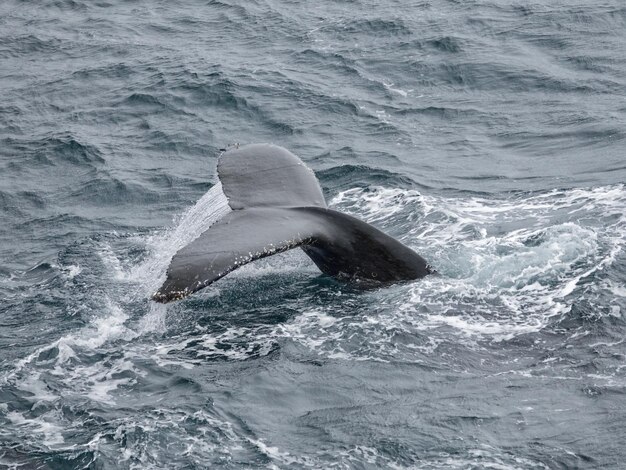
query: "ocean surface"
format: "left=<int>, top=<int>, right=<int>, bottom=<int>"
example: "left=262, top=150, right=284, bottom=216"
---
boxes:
left=1, top=0, right=625, bottom=468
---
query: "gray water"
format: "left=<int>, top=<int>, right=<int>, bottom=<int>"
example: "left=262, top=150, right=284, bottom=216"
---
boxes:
left=1, top=0, right=625, bottom=468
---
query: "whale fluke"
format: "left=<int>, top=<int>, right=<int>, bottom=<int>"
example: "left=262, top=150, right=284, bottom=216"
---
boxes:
left=153, top=144, right=433, bottom=303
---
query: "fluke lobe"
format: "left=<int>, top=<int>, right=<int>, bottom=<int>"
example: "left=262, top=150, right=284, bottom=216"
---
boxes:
left=152, top=144, right=434, bottom=303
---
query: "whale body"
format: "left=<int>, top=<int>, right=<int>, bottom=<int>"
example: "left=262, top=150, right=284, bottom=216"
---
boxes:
left=152, top=144, right=433, bottom=303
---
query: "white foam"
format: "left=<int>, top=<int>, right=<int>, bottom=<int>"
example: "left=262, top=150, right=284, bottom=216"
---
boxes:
left=382, top=80, right=411, bottom=97
left=63, top=264, right=82, bottom=279
left=248, top=438, right=315, bottom=467
left=6, top=411, right=65, bottom=447
left=331, top=184, right=626, bottom=341
left=331, top=187, right=424, bottom=224
left=3, top=296, right=135, bottom=388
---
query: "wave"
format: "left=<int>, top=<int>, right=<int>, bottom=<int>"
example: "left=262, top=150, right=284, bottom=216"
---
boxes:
left=2, top=133, right=105, bottom=170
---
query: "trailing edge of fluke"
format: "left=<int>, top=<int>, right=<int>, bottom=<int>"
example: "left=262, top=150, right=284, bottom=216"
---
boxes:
left=152, top=144, right=434, bottom=303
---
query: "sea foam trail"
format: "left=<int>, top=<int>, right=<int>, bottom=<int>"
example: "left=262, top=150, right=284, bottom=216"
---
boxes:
left=332, top=184, right=626, bottom=342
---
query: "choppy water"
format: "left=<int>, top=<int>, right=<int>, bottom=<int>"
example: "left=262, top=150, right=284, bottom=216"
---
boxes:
left=1, top=0, right=625, bottom=468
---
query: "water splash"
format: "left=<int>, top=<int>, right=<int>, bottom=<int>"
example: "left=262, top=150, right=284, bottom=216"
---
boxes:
left=131, top=182, right=232, bottom=296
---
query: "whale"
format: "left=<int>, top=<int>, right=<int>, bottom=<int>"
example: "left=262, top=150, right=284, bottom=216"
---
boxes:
left=152, top=144, right=434, bottom=303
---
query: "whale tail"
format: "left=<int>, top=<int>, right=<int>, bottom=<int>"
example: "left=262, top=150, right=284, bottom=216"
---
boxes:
left=152, top=144, right=432, bottom=303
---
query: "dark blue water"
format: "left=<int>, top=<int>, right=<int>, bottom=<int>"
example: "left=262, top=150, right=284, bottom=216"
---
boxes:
left=1, top=0, right=625, bottom=468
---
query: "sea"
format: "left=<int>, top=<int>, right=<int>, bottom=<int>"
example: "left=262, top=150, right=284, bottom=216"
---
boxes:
left=1, top=0, right=625, bottom=468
